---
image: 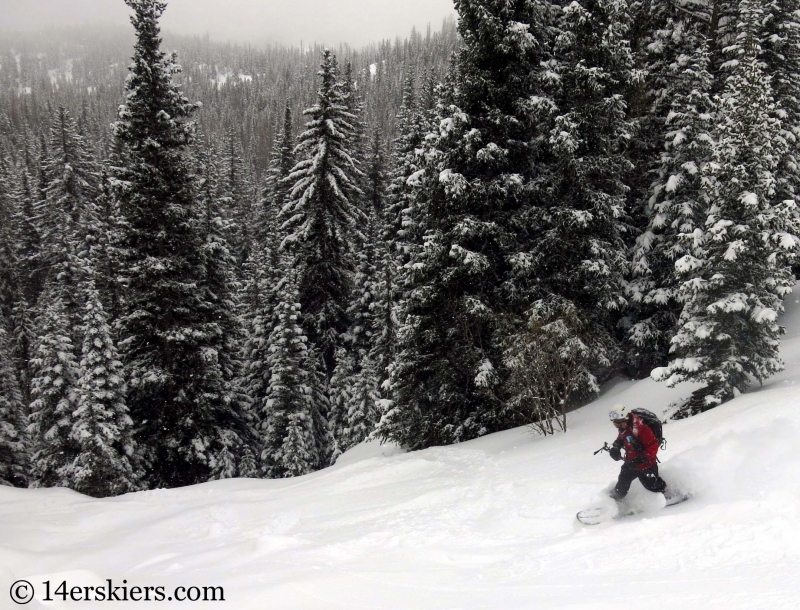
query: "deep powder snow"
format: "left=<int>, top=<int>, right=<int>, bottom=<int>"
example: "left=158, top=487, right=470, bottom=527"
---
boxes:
left=2, top=296, right=800, bottom=609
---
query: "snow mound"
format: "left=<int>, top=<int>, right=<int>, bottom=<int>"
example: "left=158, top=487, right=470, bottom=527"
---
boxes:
left=2, top=297, right=800, bottom=609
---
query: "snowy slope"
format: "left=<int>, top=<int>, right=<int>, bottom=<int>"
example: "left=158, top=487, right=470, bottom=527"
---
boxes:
left=2, top=295, right=800, bottom=609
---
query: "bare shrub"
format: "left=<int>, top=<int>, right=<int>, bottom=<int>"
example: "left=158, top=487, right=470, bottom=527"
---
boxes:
left=504, top=297, right=609, bottom=435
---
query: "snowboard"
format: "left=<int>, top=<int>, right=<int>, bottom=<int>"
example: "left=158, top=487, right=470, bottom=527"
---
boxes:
left=576, top=493, right=690, bottom=526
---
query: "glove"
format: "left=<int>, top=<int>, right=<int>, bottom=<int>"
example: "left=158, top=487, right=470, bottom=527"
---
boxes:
left=609, top=447, right=622, bottom=461
left=612, top=439, right=623, bottom=450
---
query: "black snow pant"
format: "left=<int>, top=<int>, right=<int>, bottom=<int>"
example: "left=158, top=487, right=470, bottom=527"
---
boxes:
left=613, top=462, right=667, bottom=498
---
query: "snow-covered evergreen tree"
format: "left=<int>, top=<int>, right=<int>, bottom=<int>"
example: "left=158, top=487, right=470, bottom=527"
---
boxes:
left=91, top=172, right=124, bottom=322
left=280, top=49, right=365, bottom=376
left=28, top=293, right=80, bottom=488
left=0, top=323, right=28, bottom=487
left=260, top=268, right=330, bottom=478
left=0, top=155, right=18, bottom=321
left=762, top=0, right=800, bottom=244
left=380, top=0, right=555, bottom=449
left=243, top=105, right=293, bottom=318
left=271, top=106, right=296, bottom=214
left=327, top=346, right=355, bottom=457
left=9, top=299, right=35, bottom=410
left=654, top=1, right=799, bottom=412
left=519, top=0, right=635, bottom=369
left=385, top=66, right=426, bottom=294
left=40, top=106, right=99, bottom=333
left=329, top=130, right=386, bottom=454
left=67, top=282, right=140, bottom=497
left=628, top=20, right=717, bottom=375
left=340, top=61, right=370, bottom=212
left=240, top=109, right=298, bottom=466
left=366, top=129, right=396, bottom=409
left=13, top=162, right=43, bottom=306
left=223, top=132, right=254, bottom=270
left=196, top=143, right=252, bottom=480
left=112, top=0, right=249, bottom=487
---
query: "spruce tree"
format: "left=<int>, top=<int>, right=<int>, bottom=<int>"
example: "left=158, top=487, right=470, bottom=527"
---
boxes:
left=329, top=215, right=379, bottom=455
left=628, top=22, right=717, bottom=375
left=38, top=106, right=99, bottom=343
left=0, top=323, right=28, bottom=488
left=280, top=49, right=364, bottom=376
left=655, top=1, right=799, bottom=411
left=241, top=110, right=296, bottom=470
left=243, top=105, right=293, bottom=318
left=28, top=293, right=80, bottom=488
left=112, top=0, right=249, bottom=487
left=366, top=129, right=395, bottom=408
left=330, top=128, right=389, bottom=455
left=380, top=0, right=554, bottom=448
left=14, top=164, right=43, bottom=305
left=260, top=104, right=295, bottom=254
left=67, top=282, right=141, bottom=497
left=0, top=155, right=19, bottom=322
left=223, top=132, right=254, bottom=270
left=196, top=143, right=251, bottom=480
left=524, top=0, right=635, bottom=364
left=10, top=299, right=36, bottom=409
left=260, top=268, right=330, bottom=478
left=763, top=0, right=800, bottom=203
left=91, top=172, right=124, bottom=322
left=385, top=66, right=425, bottom=293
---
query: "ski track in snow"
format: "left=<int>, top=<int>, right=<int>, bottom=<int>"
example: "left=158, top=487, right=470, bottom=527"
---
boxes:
left=3, top=296, right=800, bottom=609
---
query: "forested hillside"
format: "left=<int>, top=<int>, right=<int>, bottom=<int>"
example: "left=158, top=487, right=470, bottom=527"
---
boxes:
left=0, top=0, right=798, bottom=495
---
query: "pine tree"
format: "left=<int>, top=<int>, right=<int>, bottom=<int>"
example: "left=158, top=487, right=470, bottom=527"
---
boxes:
left=654, top=1, right=799, bottom=411
left=237, top=444, right=259, bottom=478
left=385, top=66, right=425, bottom=292
left=260, top=268, right=330, bottom=478
left=91, top=172, right=124, bottom=322
left=241, top=113, right=296, bottom=472
left=10, top=299, right=36, bottom=409
left=628, top=22, right=717, bottom=375
left=28, top=292, right=80, bottom=488
left=340, top=61, right=369, bottom=209
left=242, top=105, right=293, bottom=317
left=40, top=106, right=99, bottom=340
left=366, top=129, right=395, bottom=406
left=524, top=0, right=635, bottom=366
left=223, top=132, right=254, bottom=270
left=0, top=155, right=19, bottom=322
left=42, top=106, right=99, bottom=230
left=380, top=0, right=555, bottom=448
left=263, top=105, right=295, bottom=246
left=66, top=282, right=140, bottom=497
left=196, top=143, right=252, bottom=481
left=329, top=128, right=388, bottom=455
left=328, top=230, right=378, bottom=455
left=763, top=0, right=800, bottom=196
left=280, top=49, right=365, bottom=376
left=14, top=162, right=43, bottom=305
left=0, top=323, right=28, bottom=488
left=112, top=0, right=249, bottom=487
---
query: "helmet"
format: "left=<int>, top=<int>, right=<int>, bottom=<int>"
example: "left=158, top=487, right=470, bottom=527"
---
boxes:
left=608, top=405, right=627, bottom=422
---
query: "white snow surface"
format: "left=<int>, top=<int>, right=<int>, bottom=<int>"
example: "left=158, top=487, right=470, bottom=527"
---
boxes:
left=3, top=297, right=800, bottom=608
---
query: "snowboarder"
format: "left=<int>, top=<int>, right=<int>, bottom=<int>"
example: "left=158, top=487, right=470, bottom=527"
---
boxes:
left=607, top=405, right=668, bottom=501
left=577, top=405, right=689, bottom=524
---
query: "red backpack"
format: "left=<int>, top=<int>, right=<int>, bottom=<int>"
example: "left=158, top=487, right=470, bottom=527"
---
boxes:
left=631, top=408, right=666, bottom=450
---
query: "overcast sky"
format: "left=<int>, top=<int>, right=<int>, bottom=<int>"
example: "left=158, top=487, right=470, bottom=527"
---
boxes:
left=3, top=0, right=457, bottom=47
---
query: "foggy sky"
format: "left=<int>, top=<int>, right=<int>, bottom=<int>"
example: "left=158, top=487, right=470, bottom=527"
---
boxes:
left=3, top=0, right=457, bottom=47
